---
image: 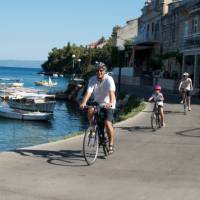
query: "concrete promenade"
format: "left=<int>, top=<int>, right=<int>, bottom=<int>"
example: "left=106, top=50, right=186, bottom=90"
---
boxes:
left=0, top=100, right=200, bottom=200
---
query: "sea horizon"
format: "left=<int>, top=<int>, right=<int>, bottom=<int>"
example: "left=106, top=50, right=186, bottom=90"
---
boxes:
left=0, top=59, right=44, bottom=68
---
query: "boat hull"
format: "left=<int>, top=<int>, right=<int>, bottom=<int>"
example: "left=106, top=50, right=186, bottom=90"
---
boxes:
left=0, top=105, right=53, bottom=121
left=8, top=101, right=56, bottom=113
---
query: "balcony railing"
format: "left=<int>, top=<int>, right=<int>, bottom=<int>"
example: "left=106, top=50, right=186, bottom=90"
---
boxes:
left=190, top=1, right=200, bottom=14
left=183, top=32, right=200, bottom=50
left=133, top=33, right=160, bottom=45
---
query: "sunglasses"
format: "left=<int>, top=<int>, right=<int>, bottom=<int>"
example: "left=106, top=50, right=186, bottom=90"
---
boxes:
left=96, top=69, right=104, bottom=72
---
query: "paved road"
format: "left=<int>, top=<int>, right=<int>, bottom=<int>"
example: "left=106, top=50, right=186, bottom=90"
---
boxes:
left=0, top=101, right=200, bottom=200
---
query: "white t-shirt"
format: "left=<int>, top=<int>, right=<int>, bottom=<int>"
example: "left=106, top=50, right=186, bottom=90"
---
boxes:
left=87, top=74, right=116, bottom=108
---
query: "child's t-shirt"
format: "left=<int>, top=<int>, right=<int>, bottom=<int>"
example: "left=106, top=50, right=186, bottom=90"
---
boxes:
left=151, top=93, right=164, bottom=106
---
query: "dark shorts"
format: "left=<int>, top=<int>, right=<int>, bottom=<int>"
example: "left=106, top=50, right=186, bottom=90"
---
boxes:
left=102, top=108, right=114, bottom=122
left=88, top=102, right=114, bottom=122
left=181, top=89, right=191, bottom=97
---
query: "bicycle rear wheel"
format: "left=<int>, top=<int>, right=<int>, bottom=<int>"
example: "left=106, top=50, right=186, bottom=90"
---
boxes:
left=183, top=95, right=187, bottom=115
left=184, top=102, right=187, bottom=115
left=83, top=126, right=99, bottom=165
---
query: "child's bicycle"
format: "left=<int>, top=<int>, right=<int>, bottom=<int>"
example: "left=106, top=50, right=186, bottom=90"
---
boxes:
left=83, top=105, right=110, bottom=165
left=150, top=100, right=162, bottom=131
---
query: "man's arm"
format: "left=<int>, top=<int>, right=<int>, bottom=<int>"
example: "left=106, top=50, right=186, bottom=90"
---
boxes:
left=107, top=90, right=115, bottom=108
left=80, top=91, right=92, bottom=109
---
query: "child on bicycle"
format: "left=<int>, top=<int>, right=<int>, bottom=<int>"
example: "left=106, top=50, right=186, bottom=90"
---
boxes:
left=148, top=84, right=166, bottom=127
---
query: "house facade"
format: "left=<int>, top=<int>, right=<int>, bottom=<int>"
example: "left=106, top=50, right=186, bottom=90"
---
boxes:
left=163, top=0, right=200, bottom=92
left=113, top=0, right=200, bottom=93
left=181, top=0, right=200, bottom=92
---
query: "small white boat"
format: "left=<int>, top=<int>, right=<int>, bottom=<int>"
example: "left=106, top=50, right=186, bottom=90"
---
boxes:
left=53, top=73, right=58, bottom=77
left=35, top=77, right=57, bottom=87
left=10, top=82, right=24, bottom=87
left=8, top=96, right=56, bottom=113
left=0, top=104, right=53, bottom=121
left=0, top=78, right=24, bottom=87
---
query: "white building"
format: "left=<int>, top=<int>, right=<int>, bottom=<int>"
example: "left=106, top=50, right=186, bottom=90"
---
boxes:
left=116, top=19, right=138, bottom=47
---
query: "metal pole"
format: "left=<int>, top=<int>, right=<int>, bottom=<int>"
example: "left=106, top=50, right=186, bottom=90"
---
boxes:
left=118, top=50, right=121, bottom=93
left=117, top=45, right=125, bottom=93
left=73, top=59, right=74, bottom=71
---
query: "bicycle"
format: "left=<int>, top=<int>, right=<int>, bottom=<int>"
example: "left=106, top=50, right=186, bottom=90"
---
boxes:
left=83, top=105, right=109, bottom=165
left=151, top=101, right=162, bottom=131
left=182, top=91, right=187, bottom=115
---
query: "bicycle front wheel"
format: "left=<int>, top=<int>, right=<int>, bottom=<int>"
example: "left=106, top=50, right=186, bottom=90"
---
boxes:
left=83, top=126, right=99, bottom=165
left=151, top=113, right=159, bottom=130
left=151, top=113, right=156, bottom=130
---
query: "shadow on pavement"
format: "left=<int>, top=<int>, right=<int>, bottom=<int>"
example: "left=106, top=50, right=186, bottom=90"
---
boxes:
left=14, top=149, right=87, bottom=167
left=176, top=128, right=200, bottom=138
left=164, top=110, right=184, bottom=115
left=116, top=126, right=152, bottom=133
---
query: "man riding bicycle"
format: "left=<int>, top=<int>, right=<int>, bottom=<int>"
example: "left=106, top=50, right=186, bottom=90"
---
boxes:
left=80, top=62, right=116, bottom=155
left=178, top=72, right=193, bottom=111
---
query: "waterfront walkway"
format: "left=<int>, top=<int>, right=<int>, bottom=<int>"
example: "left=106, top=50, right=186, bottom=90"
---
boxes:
left=0, top=100, right=200, bottom=200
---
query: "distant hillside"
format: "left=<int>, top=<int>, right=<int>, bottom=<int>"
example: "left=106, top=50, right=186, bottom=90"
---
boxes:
left=0, top=60, right=44, bottom=68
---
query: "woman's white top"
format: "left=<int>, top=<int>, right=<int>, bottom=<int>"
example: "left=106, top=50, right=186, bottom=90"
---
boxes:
left=180, top=78, right=192, bottom=91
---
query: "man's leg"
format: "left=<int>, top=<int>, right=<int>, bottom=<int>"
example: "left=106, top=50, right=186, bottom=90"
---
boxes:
left=87, top=107, right=95, bottom=126
left=105, top=120, right=114, bottom=146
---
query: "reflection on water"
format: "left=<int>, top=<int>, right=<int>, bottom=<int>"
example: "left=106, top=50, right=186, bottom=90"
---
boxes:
left=0, top=101, right=88, bottom=151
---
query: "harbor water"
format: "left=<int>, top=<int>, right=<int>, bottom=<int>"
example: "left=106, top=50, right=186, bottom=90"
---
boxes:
left=0, top=66, right=88, bottom=151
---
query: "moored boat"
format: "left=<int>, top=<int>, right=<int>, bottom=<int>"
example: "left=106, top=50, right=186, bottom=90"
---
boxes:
left=8, top=95, right=56, bottom=113
left=35, top=77, right=57, bottom=87
left=0, top=104, right=53, bottom=121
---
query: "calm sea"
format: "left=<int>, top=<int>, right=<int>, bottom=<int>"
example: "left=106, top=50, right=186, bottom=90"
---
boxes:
left=0, top=66, right=87, bottom=151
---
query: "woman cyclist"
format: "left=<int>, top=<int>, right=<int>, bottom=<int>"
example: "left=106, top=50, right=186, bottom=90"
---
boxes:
left=178, top=72, right=193, bottom=111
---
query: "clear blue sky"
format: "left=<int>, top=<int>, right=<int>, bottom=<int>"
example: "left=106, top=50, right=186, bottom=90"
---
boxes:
left=0, top=0, right=145, bottom=60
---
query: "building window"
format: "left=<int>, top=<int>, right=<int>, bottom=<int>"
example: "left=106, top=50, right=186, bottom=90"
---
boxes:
left=192, top=16, right=199, bottom=34
left=152, top=22, right=155, bottom=34
left=184, top=20, right=189, bottom=37
left=146, top=24, right=150, bottom=38
left=171, top=27, right=176, bottom=43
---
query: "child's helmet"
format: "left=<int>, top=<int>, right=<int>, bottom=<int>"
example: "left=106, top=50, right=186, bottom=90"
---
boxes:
left=154, top=84, right=161, bottom=91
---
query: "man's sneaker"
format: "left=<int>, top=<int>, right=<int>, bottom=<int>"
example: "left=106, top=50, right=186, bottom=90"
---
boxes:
left=188, top=107, right=191, bottom=111
left=180, top=100, right=183, bottom=104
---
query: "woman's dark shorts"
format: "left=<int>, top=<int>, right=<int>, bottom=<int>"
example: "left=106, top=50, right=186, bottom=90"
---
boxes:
left=181, top=89, right=191, bottom=97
